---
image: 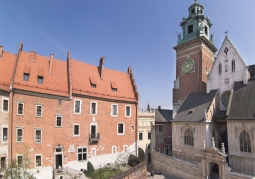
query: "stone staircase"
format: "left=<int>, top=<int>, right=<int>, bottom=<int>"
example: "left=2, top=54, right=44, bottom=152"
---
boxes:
left=210, top=172, right=219, bottom=179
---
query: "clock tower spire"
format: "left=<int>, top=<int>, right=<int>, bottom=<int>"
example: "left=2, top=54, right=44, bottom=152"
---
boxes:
left=172, top=1, right=217, bottom=115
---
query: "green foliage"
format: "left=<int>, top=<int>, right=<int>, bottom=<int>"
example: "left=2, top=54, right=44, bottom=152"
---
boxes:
left=4, top=144, right=35, bottom=179
left=86, top=161, right=95, bottom=178
left=91, top=167, right=122, bottom=179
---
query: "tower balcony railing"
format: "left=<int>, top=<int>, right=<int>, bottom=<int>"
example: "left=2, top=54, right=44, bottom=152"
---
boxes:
left=89, top=133, right=100, bottom=142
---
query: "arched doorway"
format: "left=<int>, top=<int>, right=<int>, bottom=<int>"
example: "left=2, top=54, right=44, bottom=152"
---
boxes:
left=138, top=148, right=145, bottom=161
left=210, top=162, right=219, bottom=179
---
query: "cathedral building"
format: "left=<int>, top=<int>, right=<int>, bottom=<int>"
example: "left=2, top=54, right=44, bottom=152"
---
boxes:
left=170, top=1, right=255, bottom=177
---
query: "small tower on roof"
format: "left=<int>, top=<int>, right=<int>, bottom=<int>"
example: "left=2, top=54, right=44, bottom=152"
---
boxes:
left=177, top=0, right=213, bottom=45
left=147, top=102, right=151, bottom=112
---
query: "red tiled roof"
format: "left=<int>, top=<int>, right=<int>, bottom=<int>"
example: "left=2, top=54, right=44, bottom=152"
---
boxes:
left=71, top=59, right=137, bottom=102
left=0, top=51, right=17, bottom=91
left=13, top=51, right=69, bottom=97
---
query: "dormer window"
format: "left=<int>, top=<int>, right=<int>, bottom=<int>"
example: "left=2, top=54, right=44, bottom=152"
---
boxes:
left=23, top=73, right=29, bottom=81
left=188, top=25, right=193, bottom=34
left=89, top=77, right=97, bottom=88
left=38, top=76, right=43, bottom=84
left=111, top=81, right=118, bottom=92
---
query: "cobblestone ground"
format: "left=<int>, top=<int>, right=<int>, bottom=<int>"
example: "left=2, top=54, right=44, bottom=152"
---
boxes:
left=147, top=163, right=183, bottom=179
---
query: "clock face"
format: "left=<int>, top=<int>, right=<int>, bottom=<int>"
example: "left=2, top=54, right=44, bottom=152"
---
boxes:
left=182, top=59, right=194, bottom=74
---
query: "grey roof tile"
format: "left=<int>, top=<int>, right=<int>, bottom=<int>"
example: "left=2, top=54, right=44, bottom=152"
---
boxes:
left=228, top=80, right=255, bottom=120
left=174, top=90, right=218, bottom=122
left=155, top=109, right=172, bottom=122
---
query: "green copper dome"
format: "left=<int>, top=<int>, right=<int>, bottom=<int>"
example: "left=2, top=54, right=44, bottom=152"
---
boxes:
left=177, top=0, right=214, bottom=45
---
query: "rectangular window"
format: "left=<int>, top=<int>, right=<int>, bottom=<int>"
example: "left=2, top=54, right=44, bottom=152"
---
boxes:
left=1, top=157, right=6, bottom=169
left=35, top=130, right=42, bottom=143
left=148, top=132, right=151, bottom=140
left=17, top=155, right=23, bottom=167
left=35, top=155, right=42, bottom=167
left=139, top=132, right=143, bottom=140
left=90, top=102, right=97, bottom=115
left=2, top=127, right=8, bottom=142
left=188, top=24, right=193, bottom=34
left=125, top=106, right=131, bottom=117
left=131, top=126, right=135, bottom=131
left=17, top=102, right=24, bottom=115
left=159, top=137, right=163, bottom=144
left=112, top=104, right=118, bottom=116
left=37, top=76, right=43, bottom=84
left=35, top=105, right=42, bottom=117
left=118, top=123, right=124, bottom=135
left=74, top=100, right=81, bottom=114
left=17, top=128, right=23, bottom=142
left=157, top=148, right=160, bottom=153
left=56, top=116, right=63, bottom=127
left=77, top=147, right=87, bottom=161
left=74, top=125, right=80, bottom=136
left=158, top=125, right=163, bottom=133
left=23, top=73, right=29, bottom=81
left=162, top=148, right=165, bottom=154
left=191, top=8, right=195, bottom=14
left=2, top=99, right=8, bottom=112
left=205, top=26, right=208, bottom=35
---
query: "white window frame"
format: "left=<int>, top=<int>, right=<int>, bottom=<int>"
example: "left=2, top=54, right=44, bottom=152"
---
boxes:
left=17, top=102, right=24, bottom=115
left=158, top=125, right=163, bottom=133
left=16, top=127, right=24, bottom=142
left=16, top=155, right=23, bottom=167
left=90, top=102, right=97, bottom=115
left=112, top=146, right=117, bottom=154
left=77, top=146, right=87, bottom=161
left=2, top=126, right=8, bottom=143
left=73, top=124, right=80, bottom=136
left=2, top=98, right=9, bottom=113
left=35, top=154, right=42, bottom=168
left=35, top=105, right=43, bottom=117
left=35, top=129, right=42, bottom=143
left=117, top=123, right=125, bottom=135
left=111, top=104, right=118, bottom=116
left=125, top=105, right=131, bottom=117
left=159, top=137, right=163, bottom=144
left=138, top=132, right=143, bottom=140
left=55, top=115, right=63, bottom=128
left=74, top=99, right=82, bottom=114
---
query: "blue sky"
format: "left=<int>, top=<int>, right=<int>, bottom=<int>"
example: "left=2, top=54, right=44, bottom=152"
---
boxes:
left=0, top=0, right=254, bottom=110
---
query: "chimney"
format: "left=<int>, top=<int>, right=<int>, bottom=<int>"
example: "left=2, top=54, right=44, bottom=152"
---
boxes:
left=19, top=42, right=23, bottom=51
left=49, top=53, right=54, bottom=74
left=0, top=45, right=3, bottom=57
left=158, top=106, right=161, bottom=110
left=99, top=56, right=105, bottom=80
left=30, top=50, right=36, bottom=62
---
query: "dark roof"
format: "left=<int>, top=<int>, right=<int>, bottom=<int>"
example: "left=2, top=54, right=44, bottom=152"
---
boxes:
left=249, top=64, right=255, bottom=77
left=213, top=111, right=227, bottom=120
left=228, top=80, right=255, bottom=120
left=233, top=81, right=245, bottom=91
left=174, top=90, right=218, bottom=122
left=155, top=109, right=172, bottom=122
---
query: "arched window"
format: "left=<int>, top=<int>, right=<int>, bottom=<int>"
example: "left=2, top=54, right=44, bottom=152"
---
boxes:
left=184, top=128, right=194, bottom=146
left=232, top=59, right=235, bottom=72
left=219, top=63, right=222, bottom=75
left=240, top=130, right=251, bottom=153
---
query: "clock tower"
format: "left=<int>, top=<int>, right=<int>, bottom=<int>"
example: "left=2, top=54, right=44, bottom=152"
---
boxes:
left=172, top=1, right=217, bottom=114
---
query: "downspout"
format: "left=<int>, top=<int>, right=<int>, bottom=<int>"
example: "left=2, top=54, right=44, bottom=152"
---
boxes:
left=8, top=42, right=23, bottom=163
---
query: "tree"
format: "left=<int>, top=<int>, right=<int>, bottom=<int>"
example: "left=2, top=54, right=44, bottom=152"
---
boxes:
left=86, top=161, right=95, bottom=178
left=4, top=144, right=35, bottom=179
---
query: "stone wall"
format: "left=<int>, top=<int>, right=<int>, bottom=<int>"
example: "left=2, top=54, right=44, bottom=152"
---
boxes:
left=112, top=161, right=147, bottom=179
left=151, top=151, right=201, bottom=179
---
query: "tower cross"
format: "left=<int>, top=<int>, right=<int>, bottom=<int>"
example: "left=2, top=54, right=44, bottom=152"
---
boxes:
left=224, top=31, right=229, bottom=36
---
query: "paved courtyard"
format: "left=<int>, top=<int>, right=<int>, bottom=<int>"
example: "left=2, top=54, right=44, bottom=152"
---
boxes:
left=147, top=163, right=183, bottom=179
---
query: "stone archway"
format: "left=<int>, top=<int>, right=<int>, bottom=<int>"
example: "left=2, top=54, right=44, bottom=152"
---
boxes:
left=201, top=147, right=227, bottom=179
